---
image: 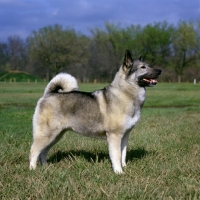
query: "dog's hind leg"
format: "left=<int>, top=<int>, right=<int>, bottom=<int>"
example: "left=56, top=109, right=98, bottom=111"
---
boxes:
left=29, top=133, right=49, bottom=170
left=121, top=131, right=130, bottom=167
left=107, top=133, right=123, bottom=174
left=29, top=129, right=65, bottom=170
left=39, top=130, right=66, bottom=165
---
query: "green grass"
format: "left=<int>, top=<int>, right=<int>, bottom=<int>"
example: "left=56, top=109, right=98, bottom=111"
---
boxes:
left=0, top=82, right=200, bottom=199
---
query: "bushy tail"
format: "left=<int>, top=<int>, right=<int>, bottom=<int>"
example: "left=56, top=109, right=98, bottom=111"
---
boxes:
left=44, top=73, right=78, bottom=96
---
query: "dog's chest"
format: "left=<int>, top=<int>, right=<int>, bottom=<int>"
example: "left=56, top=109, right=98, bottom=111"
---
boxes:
left=124, top=111, right=140, bottom=131
left=124, top=88, right=146, bottom=131
left=137, top=87, right=146, bottom=105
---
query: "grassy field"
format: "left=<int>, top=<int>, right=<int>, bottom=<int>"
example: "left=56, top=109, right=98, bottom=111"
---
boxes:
left=0, top=82, right=200, bottom=199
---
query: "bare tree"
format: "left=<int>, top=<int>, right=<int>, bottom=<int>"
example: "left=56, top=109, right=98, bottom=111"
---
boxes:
left=7, top=35, right=26, bottom=71
left=0, top=42, right=9, bottom=71
left=89, top=27, right=118, bottom=82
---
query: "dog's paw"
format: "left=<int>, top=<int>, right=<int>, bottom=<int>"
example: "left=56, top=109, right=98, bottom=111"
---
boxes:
left=122, top=162, right=127, bottom=167
left=29, top=163, right=37, bottom=170
left=113, top=167, right=124, bottom=174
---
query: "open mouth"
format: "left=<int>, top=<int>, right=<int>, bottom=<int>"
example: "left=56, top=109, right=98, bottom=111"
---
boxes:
left=139, top=78, right=158, bottom=87
left=143, top=78, right=157, bottom=85
left=138, top=69, right=161, bottom=87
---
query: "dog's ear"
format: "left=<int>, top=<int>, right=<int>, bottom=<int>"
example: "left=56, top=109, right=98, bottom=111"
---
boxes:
left=123, top=50, right=133, bottom=70
left=138, top=54, right=142, bottom=61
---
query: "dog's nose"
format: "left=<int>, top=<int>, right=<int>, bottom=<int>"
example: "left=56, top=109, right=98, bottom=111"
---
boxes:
left=156, top=69, right=162, bottom=75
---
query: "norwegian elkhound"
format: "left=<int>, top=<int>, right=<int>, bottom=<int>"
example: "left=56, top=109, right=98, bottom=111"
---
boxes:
left=29, top=50, right=161, bottom=174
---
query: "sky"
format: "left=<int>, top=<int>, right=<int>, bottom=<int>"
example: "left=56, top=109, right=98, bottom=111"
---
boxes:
left=0, top=0, right=199, bottom=41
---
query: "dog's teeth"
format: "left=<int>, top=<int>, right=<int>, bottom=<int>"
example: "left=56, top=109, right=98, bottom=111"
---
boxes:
left=143, top=78, right=149, bottom=82
left=143, top=78, right=157, bottom=84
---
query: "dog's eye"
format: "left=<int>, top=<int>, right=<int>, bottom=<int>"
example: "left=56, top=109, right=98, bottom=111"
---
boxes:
left=141, top=66, right=146, bottom=69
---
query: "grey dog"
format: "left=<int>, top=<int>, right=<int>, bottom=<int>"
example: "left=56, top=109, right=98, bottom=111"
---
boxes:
left=29, top=50, right=161, bottom=173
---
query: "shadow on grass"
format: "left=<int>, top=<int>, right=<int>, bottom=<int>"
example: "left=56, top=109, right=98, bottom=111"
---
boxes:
left=127, top=148, right=149, bottom=162
left=48, top=148, right=150, bottom=164
left=48, top=150, right=107, bottom=163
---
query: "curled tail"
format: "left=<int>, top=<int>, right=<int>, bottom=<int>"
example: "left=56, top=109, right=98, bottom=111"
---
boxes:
left=44, top=73, right=78, bottom=95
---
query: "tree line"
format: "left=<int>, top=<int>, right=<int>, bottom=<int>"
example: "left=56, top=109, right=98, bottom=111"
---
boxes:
left=0, top=20, right=200, bottom=82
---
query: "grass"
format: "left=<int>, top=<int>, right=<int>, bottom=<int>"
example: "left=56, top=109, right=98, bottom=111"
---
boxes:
left=0, top=82, right=200, bottom=199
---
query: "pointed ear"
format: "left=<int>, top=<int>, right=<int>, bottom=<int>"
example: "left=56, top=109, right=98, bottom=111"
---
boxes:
left=123, top=50, right=133, bottom=70
left=138, top=54, right=142, bottom=61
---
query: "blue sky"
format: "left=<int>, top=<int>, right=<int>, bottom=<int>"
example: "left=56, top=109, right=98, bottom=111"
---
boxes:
left=0, top=0, right=199, bottom=41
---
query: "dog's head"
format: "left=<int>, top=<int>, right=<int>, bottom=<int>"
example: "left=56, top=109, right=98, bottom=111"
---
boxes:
left=123, top=50, right=162, bottom=87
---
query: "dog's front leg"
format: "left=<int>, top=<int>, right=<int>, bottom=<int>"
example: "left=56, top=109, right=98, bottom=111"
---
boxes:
left=121, top=131, right=130, bottom=167
left=107, top=133, right=123, bottom=174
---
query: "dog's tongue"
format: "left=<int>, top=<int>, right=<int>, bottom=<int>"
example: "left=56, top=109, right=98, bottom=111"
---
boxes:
left=143, top=78, right=157, bottom=84
left=150, top=79, right=157, bottom=84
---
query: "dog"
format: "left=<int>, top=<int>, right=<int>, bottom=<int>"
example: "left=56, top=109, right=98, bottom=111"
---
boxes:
left=29, top=50, right=161, bottom=174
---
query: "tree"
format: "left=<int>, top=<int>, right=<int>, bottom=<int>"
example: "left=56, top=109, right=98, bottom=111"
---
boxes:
left=0, top=42, right=9, bottom=71
left=195, top=20, right=200, bottom=59
left=135, top=22, right=173, bottom=67
left=89, top=26, right=118, bottom=81
left=7, top=35, right=27, bottom=71
left=27, top=24, right=89, bottom=81
left=89, top=22, right=141, bottom=81
left=105, top=22, right=144, bottom=59
left=195, top=20, right=200, bottom=76
left=171, top=21, right=197, bottom=82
